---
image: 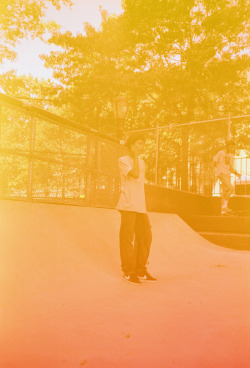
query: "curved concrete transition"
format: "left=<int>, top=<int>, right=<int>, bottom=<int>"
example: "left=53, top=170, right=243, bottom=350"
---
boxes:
left=0, top=200, right=249, bottom=368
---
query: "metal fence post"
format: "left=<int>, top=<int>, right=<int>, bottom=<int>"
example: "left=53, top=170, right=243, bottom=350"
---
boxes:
left=0, top=104, right=3, bottom=195
left=155, top=121, right=159, bottom=185
left=86, top=137, right=94, bottom=206
left=0, top=104, right=1, bottom=163
left=227, top=113, right=231, bottom=140
left=28, top=116, right=36, bottom=199
left=181, top=124, right=189, bottom=191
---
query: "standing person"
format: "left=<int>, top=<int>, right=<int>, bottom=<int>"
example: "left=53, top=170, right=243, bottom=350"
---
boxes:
left=213, top=141, right=241, bottom=214
left=116, top=133, right=157, bottom=285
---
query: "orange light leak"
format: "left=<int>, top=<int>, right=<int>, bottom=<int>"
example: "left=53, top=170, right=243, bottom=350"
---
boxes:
left=1, top=201, right=250, bottom=368
left=1, top=1, right=250, bottom=367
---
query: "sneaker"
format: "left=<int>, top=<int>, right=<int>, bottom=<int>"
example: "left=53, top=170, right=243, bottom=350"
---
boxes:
left=122, top=273, right=142, bottom=286
left=221, top=207, right=232, bottom=215
left=137, top=272, right=157, bottom=282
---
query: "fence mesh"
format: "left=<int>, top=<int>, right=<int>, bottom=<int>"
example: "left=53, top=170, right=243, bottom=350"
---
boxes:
left=0, top=93, right=249, bottom=208
left=136, top=118, right=250, bottom=196
left=0, top=100, right=127, bottom=207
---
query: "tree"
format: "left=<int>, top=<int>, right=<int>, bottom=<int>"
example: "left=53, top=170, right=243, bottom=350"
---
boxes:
left=39, top=0, right=249, bottom=189
left=42, top=1, right=249, bottom=124
left=0, top=0, right=73, bottom=63
left=3, top=0, right=248, bottom=189
left=0, top=71, right=63, bottom=112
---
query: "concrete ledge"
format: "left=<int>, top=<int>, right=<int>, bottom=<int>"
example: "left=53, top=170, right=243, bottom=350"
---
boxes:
left=145, top=184, right=220, bottom=216
left=184, top=215, right=250, bottom=234
left=229, top=196, right=250, bottom=212
left=200, top=232, right=250, bottom=250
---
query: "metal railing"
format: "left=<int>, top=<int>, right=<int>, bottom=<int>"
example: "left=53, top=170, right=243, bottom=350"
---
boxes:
left=0, top=92, right=249, bottom=208
left=0, top=93, right=126, bottom=207
left=128, top=116, right=250, bottom=195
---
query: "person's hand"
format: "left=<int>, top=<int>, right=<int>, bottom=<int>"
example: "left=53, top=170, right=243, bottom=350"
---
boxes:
left=236, top=172, right=241, bottom=179
left=131, top=145, right=140, bottom=158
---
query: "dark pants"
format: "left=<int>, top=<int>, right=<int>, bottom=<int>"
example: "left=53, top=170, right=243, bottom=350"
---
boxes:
left=119, top=211, right=152, bottom=275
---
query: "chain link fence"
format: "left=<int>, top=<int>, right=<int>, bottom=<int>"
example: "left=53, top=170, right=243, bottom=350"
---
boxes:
left=0, top=92, right=249, bottom=208
left=0, top=94, right=127, bottom=207
left=127, top=116, right=250, bottom=196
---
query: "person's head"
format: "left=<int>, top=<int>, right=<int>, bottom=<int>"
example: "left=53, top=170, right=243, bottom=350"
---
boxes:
left=125, top=132, right=146, bottom=156
left=225, top=140, right=235, bottom=153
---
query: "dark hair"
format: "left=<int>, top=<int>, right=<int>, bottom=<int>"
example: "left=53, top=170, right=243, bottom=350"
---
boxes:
left=226, top=140, right=234, bottom=148
left=125, top=132, right=146, bottom=150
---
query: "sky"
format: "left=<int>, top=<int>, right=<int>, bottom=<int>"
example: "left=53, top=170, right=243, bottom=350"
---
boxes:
left=0, top=0, right=123, bottom=80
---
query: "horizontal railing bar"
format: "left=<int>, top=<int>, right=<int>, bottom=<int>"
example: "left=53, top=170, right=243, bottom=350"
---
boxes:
left=124, top=115, right=250, bottom=133
left=0, top=150, right=85, bottom=167
left=0, top=150, right=119, bottom=174
left=0, top=147, right=87, bottom=157
left=0, top=92, right=121, bottom=145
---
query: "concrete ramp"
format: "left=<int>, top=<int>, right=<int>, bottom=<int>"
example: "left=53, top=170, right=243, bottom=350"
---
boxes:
left=0, top=200, right=250, bottom=368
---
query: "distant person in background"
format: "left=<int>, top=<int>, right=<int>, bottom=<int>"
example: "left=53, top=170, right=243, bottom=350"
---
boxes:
left=213, top=141, right=241, bottom=215
left=116, top=133, right=157, bottom=285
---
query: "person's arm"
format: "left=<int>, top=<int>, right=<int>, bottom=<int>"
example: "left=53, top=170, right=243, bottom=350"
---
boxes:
left=127, top=144, right=141, bottom=179
left=128, top=156, right=139, bottom=179
left=118, top=157, right=132, bottom=178
left=213, top=152, right=219, bottom=168
left=230, top=155, right=241, bottom=178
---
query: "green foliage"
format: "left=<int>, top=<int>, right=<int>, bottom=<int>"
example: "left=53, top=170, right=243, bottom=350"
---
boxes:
left=1, top=0, right=250, bottom=190
left=0, top=0, right=73, bottom=63
left=41, top=0, right=249, bottom=135
left=0, top=71, right=64, bottom=114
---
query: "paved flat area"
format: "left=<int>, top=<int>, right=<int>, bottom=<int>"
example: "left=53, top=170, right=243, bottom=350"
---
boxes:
left=0, top=200, right=250, bottom=368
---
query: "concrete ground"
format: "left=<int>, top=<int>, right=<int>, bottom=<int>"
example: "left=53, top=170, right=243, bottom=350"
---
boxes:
left=0, top=200, right=249, bottom=368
